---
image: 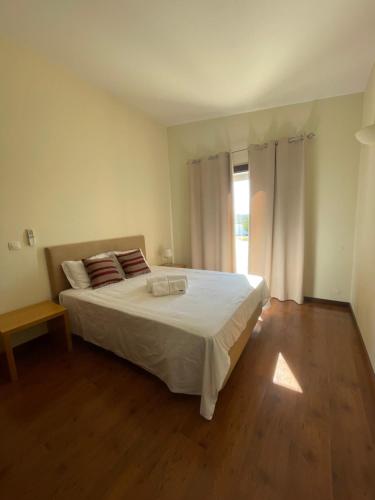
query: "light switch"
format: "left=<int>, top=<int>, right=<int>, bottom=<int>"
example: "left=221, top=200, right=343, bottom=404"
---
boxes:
left=8, top=241, right=22, bottom=251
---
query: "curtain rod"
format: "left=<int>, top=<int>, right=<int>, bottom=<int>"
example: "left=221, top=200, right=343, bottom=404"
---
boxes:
left=231, top=133, right=316, bottom=154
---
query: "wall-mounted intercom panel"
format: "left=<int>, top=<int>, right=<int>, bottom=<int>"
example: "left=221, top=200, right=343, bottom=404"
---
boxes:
left=25, top=229, right=36, bottom=246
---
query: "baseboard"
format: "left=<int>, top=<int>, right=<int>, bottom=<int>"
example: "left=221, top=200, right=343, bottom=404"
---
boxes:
left=349, top=304, right=375, bottom=394
left=304, top=296, right=350, bottom=308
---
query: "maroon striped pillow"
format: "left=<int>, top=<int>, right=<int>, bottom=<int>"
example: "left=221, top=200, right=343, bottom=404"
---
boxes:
left=116, top=249, right=151, bottom=278
left=83, top=257, right=123, bottom=289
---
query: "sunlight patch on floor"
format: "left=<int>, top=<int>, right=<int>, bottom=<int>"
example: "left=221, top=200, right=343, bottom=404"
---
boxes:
left=273, top=353, right=303, bottom=393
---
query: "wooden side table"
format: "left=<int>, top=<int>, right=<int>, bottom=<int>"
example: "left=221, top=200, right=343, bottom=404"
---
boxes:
left=0, top=300, right=72, bottom=382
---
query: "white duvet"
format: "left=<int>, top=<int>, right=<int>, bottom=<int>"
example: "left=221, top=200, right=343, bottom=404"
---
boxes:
left=59, top=266, right=269, bottom=419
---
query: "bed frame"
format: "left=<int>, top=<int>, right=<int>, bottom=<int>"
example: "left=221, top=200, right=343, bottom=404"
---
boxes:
left=44, top=235, right=261, bottom=390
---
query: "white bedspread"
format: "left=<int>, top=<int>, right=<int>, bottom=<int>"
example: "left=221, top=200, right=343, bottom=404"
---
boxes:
left=59, top=266, right=269, bottom=419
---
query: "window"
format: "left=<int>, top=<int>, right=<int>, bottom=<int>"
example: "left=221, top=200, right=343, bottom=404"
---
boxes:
left=233, top=165, right=249, bottom=274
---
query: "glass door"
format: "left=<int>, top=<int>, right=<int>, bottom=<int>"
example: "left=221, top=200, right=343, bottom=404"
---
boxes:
left=233, top=170, right=249, bottom=273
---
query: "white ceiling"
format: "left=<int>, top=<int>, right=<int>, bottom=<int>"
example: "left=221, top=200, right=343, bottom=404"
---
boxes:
left=1, top=0, right=375, bottom=126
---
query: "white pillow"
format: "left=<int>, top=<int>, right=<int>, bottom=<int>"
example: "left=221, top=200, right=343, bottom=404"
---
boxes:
left=62, top=260, right=90, bottom=289
left=62, top=252, right=114, bottom=289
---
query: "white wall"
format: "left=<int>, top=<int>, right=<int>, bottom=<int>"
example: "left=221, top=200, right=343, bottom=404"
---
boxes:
left=351, top=64, right=375, bottom=371
left=0, top=37, right=172, bottom=334
left=168, top=94, right=362, bottom=301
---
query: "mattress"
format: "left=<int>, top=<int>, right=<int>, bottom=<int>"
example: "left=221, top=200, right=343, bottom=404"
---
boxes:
left=59, top=266, right=269, bottom=419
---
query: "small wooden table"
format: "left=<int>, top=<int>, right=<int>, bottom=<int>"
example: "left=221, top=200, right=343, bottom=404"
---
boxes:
left=0, top=301, right=72, bottom=382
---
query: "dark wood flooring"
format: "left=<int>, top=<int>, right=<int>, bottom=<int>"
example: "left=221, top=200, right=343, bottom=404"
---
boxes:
left=1, top=300, right=375, bottom=500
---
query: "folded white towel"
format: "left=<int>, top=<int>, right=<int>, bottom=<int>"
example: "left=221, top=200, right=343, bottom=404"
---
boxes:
left=169, top=279, right=187, bottom=295
left=146, top=274, right=167, bottom=292
left=151, top=281, right=169, bottom=296
left=147, top=273, right=188, bottom=293
left=166, top=274, right=188, bottom=287
left=152, top=278, right=187, bottom=297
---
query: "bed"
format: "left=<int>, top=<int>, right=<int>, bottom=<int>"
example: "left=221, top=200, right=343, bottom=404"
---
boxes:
left=45, top=235, right=269, bottom=419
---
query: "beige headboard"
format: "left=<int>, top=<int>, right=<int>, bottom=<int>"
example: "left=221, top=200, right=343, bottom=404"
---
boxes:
left=45, top=235, right=146, bottom=299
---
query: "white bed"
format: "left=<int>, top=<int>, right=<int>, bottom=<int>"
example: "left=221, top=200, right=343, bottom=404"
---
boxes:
left=59, top=265, right=268, bottom=419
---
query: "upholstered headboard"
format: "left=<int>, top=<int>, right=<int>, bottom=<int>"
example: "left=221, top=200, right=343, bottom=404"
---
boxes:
left=45, top=235, right=146, bottom=299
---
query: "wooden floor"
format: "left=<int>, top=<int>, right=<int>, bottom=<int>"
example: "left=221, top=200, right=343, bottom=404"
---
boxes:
left=1, top=300, right=375, bottom=500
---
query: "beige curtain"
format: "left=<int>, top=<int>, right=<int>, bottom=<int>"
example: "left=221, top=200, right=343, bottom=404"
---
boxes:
left=249, top=138, right=305, bottom=304
left=189, top=152, right=234, bottom=272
